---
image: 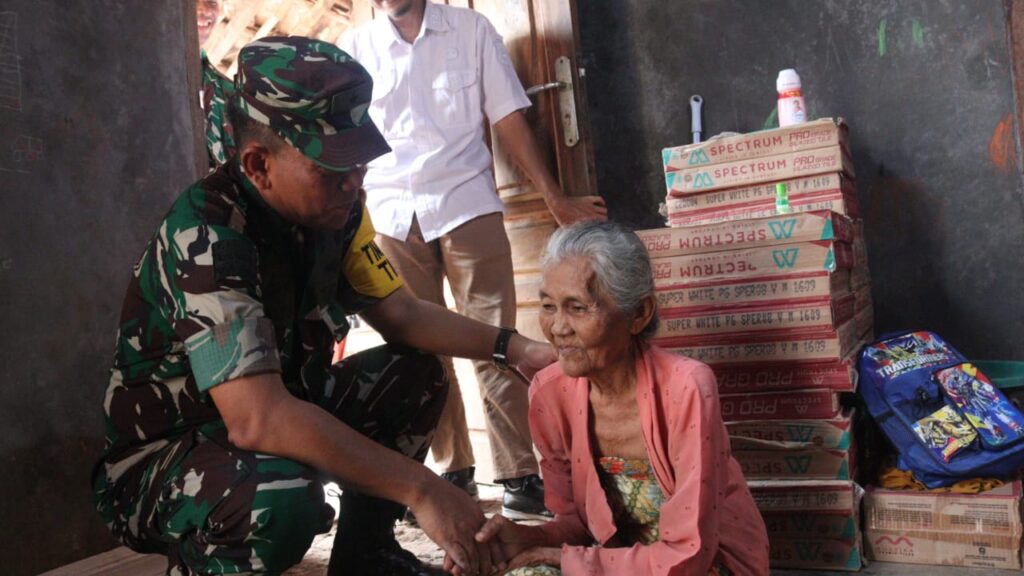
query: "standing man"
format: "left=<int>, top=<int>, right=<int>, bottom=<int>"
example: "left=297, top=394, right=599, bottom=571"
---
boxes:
left=341, top=0, right=607, bottom=520
left=93, top=37, right=555, bottom=576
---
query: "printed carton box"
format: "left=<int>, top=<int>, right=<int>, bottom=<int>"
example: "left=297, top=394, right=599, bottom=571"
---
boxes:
left=864, top=481, right=1022, bottom=535
left=656, top=293, right=855, bottom=340
left=651, top=241, right=853, bottom=288
left=669, top=191, right=860, bottom=227
left=666, top=146, right=854, bottom=195
left=662, top=118, right=849, bottom=171
left=761, top=511, right=859, bottom=542
left=749, top=479, right=861, bottom=514
left=727, top=411, right=853, bottom=450
left=769, top=535, right=864, bottom=571
left=662, top=318, right=860, bottom=365
left=865, top=528, right=1022, bottom=569
left=666, top=172, right=853, bottom=210
left=713, top=354, right=858, bottom=394
left=719, top=388, right=840, bottom=421
left=735, top=445, right=853, bottom=481
left=654, top=270, right=851, bottom=313
left=638, top=211, right=854, bottom=258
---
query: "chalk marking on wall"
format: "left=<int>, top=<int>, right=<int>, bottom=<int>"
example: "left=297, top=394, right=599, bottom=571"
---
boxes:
left=877, top=19, right=887, bottom=57
left=0, top=133, right=41, bottom=174
left=0, top=12, right=22, bottom=111
left=911, top=18, right=924, bottom=48
left=878, top=17, right=925, bottom=58
left=988, top=114, right=1015, bottom=173
left=12, top=134, right=42, bottom=163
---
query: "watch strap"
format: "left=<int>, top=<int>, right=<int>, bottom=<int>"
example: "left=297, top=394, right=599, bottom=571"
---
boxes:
left=492, top=327, right=517, bottom=370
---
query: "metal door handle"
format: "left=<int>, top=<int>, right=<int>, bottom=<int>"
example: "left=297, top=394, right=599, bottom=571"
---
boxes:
left=525, top=81, right=566, bottom=96
left=522, top=57, right=579, bottom=148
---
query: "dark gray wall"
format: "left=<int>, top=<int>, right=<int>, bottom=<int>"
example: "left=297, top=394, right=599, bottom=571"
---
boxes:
left=0, top=2, right=200, bottom=573
left=579, top=0, right=1024, bottom=359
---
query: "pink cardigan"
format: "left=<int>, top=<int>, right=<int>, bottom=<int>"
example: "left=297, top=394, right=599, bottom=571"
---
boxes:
left=528, top=345, right=769, bottom=576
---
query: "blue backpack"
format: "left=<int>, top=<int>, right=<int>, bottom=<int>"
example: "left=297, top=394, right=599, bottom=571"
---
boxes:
left=858, top=331, right=1024, bottom=488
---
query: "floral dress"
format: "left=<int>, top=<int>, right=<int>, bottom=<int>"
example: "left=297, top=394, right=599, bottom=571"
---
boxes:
left=506, top=457, right=733, bottom=575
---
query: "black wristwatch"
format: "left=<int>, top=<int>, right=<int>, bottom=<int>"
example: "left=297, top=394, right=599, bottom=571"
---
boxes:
left=492, top=327, right=518, bottom=370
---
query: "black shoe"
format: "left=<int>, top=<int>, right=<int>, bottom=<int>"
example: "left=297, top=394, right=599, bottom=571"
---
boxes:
left=441, top=466, right=479, bottom=500
left=500, top=474, right=553, bottom=521
left=331, top=538, right=447, bottom=576
left=404, top=466, right=478, bottom=525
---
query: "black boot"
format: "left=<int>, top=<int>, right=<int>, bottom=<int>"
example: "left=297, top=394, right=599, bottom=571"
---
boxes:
left=500, top=474, right=553, bottom=521
left=327, top=492, right=447, bottom=576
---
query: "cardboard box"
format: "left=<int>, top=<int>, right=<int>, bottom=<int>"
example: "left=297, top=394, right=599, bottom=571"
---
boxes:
left=669, top=191, right=860, bottom=227
left=769, top=535, right=864, bottom=571
left=662, top=318, right=860, bottom=365
left=749, top=479, right=861, bottom=513
left=854, top=282, right=872, bottom=312
left=663, top=118, right=849, bottom=171
left=727, top=411, right=853, bottom=450
left=865, top=528, right=1022, bottom=569
left=666, top=171, right=857, bottom=212
left=865, top=481, right=1022, bottom=535
left=666, top=146, right=854, bottom=195
left=656, top=293, right=855, bottom=339
left=735, top=445, right=853, bottom=480
left=654, top=270, right=851, bottom=312
left=762, top=511, right=859, bottom=542
left=651, top=241, right=853, bottom=288
left=851, top=220, right=871, bottom=289
left=666, top=172, right=852, bottom=209
left=638, top=211, right=854, bottom=258
left=719, top=388, right=840, bottom=421
left=855, top=304, right=874, bottom=339
left=714, top=356, right=858, bottom=394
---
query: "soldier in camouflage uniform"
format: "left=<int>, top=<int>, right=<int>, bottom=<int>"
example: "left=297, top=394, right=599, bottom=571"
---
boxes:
left=196, top=0, right=236, bottom=167
left=93, top=37, right=556, bottom=576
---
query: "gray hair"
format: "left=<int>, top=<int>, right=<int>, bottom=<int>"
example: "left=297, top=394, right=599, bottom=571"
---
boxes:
left=541, top=220, right=659, bottom=340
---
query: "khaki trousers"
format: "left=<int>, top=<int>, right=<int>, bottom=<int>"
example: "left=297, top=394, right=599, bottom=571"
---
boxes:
left=378, top=212, right=538, bottom=481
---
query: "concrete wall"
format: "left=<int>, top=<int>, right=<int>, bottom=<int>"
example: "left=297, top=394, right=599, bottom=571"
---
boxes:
left=0, top=1, right=201, bottom=573
left=578, top=0, right=1024, bottom=358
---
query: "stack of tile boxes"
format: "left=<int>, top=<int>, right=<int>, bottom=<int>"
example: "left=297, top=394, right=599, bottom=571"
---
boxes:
left=637, top=119, right=873, bottom=571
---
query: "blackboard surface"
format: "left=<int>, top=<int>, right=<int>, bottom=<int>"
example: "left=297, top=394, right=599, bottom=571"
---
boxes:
left=579, top=0, right=1024, bottom=359
left=0, top=1, right=199, bottom=573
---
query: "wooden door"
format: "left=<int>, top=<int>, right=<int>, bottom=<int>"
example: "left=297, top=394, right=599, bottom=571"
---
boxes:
left=348, top=0, right=597, bottom=341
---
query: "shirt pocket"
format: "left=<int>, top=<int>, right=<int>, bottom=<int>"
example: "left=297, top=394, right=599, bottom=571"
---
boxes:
left=431, top=68, right=481, bottom=126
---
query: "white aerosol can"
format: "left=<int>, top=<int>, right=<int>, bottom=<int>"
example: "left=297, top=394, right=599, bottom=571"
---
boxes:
left=776, top=69, right=807, bottom=127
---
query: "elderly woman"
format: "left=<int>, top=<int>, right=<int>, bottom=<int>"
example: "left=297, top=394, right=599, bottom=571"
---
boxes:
left=474, top=221, right=769, bottom=576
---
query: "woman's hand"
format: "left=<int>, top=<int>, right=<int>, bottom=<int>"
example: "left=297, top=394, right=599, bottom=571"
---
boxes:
left=445, top=514, right=546, bottom=573
left=507, top=546, right=562, bottom=570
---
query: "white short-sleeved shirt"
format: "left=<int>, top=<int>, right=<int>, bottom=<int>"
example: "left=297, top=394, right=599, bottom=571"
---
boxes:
left=340, top=1, right=531, bottom=242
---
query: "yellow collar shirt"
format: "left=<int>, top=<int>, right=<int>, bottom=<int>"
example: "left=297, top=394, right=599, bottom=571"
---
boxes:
left=340, top=0, right=531, bottom=243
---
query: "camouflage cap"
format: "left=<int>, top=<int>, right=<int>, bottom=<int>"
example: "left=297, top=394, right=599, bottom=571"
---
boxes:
left=234, top=36, right=391, bottom=171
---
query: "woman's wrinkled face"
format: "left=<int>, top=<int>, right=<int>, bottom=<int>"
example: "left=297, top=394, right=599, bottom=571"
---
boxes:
left=538, top=256, right=634, bottom=379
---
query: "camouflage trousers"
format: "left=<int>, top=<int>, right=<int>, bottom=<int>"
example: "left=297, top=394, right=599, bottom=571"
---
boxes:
left=94, top=345, right=447, bottom=575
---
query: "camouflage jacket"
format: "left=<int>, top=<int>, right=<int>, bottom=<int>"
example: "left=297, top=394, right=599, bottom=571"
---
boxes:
left=201, top=51, right=237, bottom=167
left=95, top=158, right=402, bottom=493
